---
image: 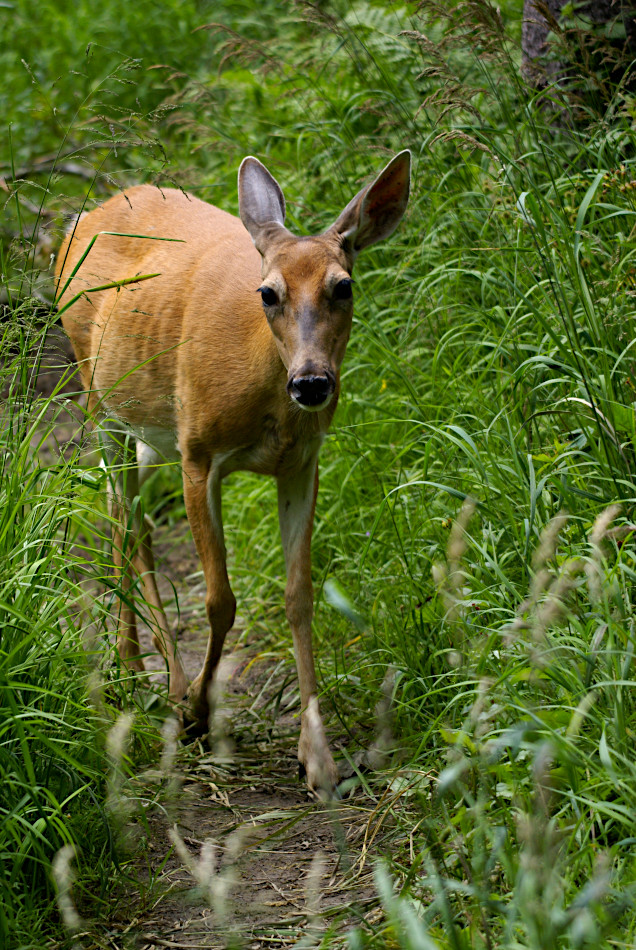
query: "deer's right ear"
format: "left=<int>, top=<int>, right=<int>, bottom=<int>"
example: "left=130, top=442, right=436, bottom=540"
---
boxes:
left=239, top=157, right=288, bottom=254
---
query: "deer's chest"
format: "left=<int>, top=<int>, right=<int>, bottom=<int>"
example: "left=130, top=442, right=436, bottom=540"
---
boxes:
left=212, top=414, right=324, bottom=480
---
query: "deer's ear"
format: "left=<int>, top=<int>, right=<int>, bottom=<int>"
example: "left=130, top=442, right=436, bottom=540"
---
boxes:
left=330, top=150, right=411, bottom=254
left=238, top=157, right=288, bottom=254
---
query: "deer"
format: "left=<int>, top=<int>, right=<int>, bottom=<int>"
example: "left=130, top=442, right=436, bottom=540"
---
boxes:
left=55, top=150, right=411, bottom=792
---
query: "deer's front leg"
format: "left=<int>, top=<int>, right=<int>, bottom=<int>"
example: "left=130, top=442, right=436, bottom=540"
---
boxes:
left=278, top=457, right=339, bottom=793
left=182, top=457, right=236, bottom=732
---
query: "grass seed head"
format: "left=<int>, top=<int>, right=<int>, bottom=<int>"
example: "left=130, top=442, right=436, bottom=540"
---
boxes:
left=52, top=844, right=82, bottom=939
left=585, top=504, right=621, bottom=603
left=531, top=512, right=568, bottom=573
left=304, top=851, right=327, bottom=938
left=366, top=666, right=396, bottom=771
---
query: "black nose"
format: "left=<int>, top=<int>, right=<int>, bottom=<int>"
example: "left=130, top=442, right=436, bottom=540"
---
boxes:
left=288, top=374, right=333, bottom=407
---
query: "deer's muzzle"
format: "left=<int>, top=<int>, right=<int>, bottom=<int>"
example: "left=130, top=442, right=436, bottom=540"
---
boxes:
left=287, top=370, right=335, bottom=410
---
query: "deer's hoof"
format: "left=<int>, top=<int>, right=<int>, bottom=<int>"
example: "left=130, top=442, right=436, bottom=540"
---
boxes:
left=298, top=753, right=340, bottom=798
left=181, top=696, right=209, bottom=740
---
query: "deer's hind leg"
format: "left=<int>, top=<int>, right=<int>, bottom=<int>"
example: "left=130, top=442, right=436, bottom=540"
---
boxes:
left=101, top=426, right=145, bottom=674
left=101, top=426, right=187, bottom=704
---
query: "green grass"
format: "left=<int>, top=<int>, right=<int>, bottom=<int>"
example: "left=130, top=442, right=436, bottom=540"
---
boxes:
left=3, top=0, right=636, bottom=946
left=0, top=306, right=178, bottom=947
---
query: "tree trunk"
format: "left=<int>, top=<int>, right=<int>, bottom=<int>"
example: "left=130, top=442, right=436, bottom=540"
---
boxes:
left=522, top=1, right=636, bottom=92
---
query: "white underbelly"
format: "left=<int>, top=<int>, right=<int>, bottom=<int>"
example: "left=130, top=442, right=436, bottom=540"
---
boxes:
left=132, top=426, right=180, bottom=485
left=131, top=424, right=180, bottom=462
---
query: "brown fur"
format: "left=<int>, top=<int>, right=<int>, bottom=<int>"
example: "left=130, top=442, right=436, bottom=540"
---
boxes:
left=56, top=152, right=410, bottom=792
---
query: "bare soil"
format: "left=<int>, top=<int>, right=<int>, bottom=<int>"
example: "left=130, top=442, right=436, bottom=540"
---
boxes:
left=102, top=522, right=383, bottom=949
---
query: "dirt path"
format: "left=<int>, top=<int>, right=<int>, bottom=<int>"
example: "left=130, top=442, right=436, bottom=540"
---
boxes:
left=110, top=524, right=382, bottom=949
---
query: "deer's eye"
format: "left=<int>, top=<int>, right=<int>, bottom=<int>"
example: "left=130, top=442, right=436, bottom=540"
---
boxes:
left=333, top=278, right=353, bottom=301
left=258, top=286, right=279, bottom=307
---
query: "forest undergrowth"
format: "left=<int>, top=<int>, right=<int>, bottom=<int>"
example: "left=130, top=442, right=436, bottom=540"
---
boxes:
left=2, top=0, right=636, bottom=947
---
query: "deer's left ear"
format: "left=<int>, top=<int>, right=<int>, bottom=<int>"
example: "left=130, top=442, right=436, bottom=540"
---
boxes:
left=330, top=150, right=411, bottom=254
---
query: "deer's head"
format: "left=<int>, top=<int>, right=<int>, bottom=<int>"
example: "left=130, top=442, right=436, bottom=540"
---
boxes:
left=239, top=150, right=411, bottom=412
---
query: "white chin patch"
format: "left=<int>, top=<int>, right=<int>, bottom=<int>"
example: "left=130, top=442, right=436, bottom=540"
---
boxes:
left=292, top=392, right=333, bottom=413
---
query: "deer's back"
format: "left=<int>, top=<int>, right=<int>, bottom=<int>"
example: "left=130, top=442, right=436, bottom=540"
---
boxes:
left=56, top=186, right=276, bottom=436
